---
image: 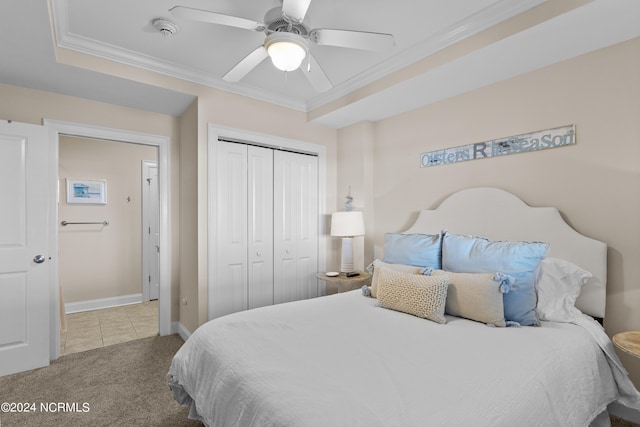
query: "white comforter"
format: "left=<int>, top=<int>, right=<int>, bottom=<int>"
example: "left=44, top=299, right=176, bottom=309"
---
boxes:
left=169, top=291, right=638, bottom=427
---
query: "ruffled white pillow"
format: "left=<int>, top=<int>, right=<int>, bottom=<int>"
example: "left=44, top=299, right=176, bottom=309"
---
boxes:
left=535, top=257, right=592, bottom=323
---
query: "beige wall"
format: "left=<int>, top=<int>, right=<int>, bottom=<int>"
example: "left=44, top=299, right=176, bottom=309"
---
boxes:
left=178, top=100, right=199, bottom=331
left=59, top=136, right=157, bottom=303
left=334, top=122, right=376, bottom=274
left=360, top=36, right=640, bottom=386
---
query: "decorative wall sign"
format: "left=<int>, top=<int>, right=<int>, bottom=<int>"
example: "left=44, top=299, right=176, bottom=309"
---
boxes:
left=66, top=178, right=107, bottom=204
left=420, top=125, right=575, bottom=168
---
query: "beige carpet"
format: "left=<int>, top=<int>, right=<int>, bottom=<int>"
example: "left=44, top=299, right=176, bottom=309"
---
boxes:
left=0, top=334, right=638, bottom=426
left=0, top=334, right=201, bottom=427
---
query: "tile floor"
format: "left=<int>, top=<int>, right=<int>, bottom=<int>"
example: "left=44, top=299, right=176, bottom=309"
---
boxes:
left=60, top=300, right=158, bottom=356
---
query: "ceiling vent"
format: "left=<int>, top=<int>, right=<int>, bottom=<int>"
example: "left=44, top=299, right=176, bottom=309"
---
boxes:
left=152, top=18, right=179, bottom=37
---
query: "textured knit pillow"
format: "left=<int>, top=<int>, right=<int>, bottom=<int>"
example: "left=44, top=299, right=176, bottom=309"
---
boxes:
left=369, top=259, right=429, bottom=298
left=431, top=270, right=512, bottom=327
left=376, top=267, right=449, bottom=324
left=442, top=231, right=548, bottom=326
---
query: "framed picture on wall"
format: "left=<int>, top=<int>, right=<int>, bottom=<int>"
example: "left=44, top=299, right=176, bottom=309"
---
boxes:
left=66, top=178, right=107, bottom=204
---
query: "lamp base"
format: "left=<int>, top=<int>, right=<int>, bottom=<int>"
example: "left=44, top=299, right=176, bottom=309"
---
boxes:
left=340, top=237, right=355, bottom=273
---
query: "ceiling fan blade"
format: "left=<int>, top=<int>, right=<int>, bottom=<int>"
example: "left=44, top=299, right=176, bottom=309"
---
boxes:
left=223, top=46, right=269, bottom=82
left=310, top=29, right=395, bottom=51
left=301, top=54, right=332, bottom=93
left=169, top=6, right=265, bottom=31
left=282, top=0, right=312, bottom=23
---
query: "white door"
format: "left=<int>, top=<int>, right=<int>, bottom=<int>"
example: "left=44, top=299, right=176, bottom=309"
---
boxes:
left=247, top=146, right=274, bottom=309
left=212, top=141, right=248, bottom=318
left=273, top=151, right=319, bottom=304
left=0, top=121, right=51, bottom=376
left=142, top=161, right=160, bottom=301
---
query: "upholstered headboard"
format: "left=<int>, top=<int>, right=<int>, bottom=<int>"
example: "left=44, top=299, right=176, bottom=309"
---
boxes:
left=401, top=187, right=607, bottom=319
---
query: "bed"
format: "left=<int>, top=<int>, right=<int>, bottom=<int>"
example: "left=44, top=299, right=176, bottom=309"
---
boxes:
left=169, top=187, right=640, bottom=427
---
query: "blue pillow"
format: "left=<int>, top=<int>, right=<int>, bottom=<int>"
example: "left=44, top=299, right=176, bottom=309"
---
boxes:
left=442, top=232, right=548, bottom=326
left=382, top=233, right=442, bottom=269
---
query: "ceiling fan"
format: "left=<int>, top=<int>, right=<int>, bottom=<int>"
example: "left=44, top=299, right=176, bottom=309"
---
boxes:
left=169, top=0, right=395, bottom=92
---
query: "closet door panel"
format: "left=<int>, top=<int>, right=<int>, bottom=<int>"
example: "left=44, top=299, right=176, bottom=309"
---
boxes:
left=273, top=153, right=294, bottom=304
left=297, top=155, right=319, bottom=299
left=275, top=258, right=297, bottom=303
left=247, top=146, right=274, bottom=309
left=273, top=151, right=319, bottom=303
left=213, top=142, right=248, bottom=317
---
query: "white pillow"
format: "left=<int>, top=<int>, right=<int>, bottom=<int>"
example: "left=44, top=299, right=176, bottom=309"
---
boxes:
left=535, top=257, right=592, bottom=323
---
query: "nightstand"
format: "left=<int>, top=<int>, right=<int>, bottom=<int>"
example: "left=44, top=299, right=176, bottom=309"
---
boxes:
left=613, top=331, right=640, bottom=358
left=317, top=272, right=371, bottom=294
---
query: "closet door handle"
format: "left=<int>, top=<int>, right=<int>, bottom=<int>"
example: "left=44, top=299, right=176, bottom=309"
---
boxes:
left=256, top=251, right=261, bottom=257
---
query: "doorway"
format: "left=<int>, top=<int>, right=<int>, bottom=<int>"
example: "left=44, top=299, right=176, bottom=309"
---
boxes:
left=45, top=119, right=172, bottom=360
left=58, top=136, right=158, bottom=354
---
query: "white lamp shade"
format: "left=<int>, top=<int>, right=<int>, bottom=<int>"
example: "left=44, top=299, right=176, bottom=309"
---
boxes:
left=330, top=211, right=365, bottom=237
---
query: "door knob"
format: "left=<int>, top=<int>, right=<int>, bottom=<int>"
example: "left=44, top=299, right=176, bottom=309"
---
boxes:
left=33, top=255, right=46, bottom=264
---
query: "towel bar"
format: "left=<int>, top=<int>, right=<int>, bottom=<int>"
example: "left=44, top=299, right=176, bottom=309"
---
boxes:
left=60, top=220, right=109, bottom=226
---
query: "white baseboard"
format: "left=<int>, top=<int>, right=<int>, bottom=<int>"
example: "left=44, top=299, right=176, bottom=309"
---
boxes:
left=175, top=322, right=192, bottom=341
left=64, top=293, right=143, bottom=314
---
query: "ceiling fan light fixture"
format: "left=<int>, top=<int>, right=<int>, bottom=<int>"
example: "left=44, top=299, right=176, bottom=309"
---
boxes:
left=265, top=33, right=307, bottom=72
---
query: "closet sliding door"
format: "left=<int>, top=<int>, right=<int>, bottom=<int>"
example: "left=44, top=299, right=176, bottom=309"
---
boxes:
left=213, top=142, right=274, bottom=318
left=247, top=146, right=274, bottom=309
left=273, top=151, right=319, bottom=304
left=211, top=140, right=318, bottom=319
left=213, top=141, right=248, bottom=318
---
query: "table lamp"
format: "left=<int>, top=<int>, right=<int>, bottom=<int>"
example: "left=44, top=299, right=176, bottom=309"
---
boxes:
left=330, top=211, right=365, bottom=273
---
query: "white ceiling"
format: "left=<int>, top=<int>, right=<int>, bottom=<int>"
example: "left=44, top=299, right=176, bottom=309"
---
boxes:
left=0, top=0, right=195, bottom=116
left=51, top=0, right=544, bottom=109
left=1, top=0, right=639, bottom=128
